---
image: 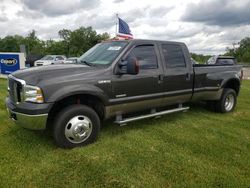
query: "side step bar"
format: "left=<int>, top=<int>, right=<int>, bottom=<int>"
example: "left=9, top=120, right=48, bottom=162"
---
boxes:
left=114, top=106, right=189, bottom=125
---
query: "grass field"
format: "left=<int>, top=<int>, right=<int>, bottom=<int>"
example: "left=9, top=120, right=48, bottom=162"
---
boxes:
left=0, top=78, right=249, bottom=187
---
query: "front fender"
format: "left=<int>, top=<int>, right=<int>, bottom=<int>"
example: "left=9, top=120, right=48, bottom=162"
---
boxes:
left=45, top=84, right=109, bottom=105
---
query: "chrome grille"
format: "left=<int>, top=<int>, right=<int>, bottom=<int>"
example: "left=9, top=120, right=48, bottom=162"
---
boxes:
left=8, top=75, right=25, bottom=104
left=8, top=77, right=16, bottom=102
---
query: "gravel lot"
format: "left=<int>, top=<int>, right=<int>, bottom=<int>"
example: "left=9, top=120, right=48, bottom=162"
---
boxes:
left=243, top=67, right=250, bottom=80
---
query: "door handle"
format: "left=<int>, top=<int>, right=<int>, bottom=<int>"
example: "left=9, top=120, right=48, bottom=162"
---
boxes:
left=158, top=74, right=164, bottom=81
left=186, top=73, right=191, bottom=81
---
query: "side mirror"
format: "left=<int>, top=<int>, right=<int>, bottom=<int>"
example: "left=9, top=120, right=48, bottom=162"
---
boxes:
left=127, top=57, right=139, bottom=75
left=117, top=57, right=139, bottom=75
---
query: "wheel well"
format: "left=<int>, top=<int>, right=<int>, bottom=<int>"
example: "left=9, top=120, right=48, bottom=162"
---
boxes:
left=223, top=79, right=240, bottom=95
left=47, top=94, right=105, bottom=128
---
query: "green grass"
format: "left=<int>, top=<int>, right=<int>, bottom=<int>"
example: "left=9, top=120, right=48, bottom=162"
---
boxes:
left=240, top=62, right=250, bottom=66
left=0, top=78, right=249, bottom=187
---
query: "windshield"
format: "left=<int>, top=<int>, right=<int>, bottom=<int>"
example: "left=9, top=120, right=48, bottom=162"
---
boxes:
left=78, top=41, right=128, bottom=66
left=41, top=55, right=54, bottom=60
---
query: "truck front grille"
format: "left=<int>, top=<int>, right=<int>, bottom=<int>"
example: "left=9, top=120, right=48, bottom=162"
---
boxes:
left=8, top=76, right=25, bottom=104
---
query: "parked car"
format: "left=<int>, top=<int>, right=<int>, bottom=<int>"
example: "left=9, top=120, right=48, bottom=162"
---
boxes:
left=65, top=57, right=79, bottom=64
left=206, top=56, right=236, bottom=65
left=6, top=39, right=243, bottom=148
left=34, top=55, right=66, bottom=66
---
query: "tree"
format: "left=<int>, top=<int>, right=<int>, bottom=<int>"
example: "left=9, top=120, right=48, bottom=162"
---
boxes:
left=190, top=53, right=211, bottom=64
left=44, top=40, right=66, bottom=55
left=58, top=27, right=110, bottom=57
left=225, top=37, right=250, bottom=63
left=59, top=29, right=72, bottom=56
left=0, top=35, right=24, bottom=52
left=24, top=30, right=44, bottom=55
left=63, top=26, right=110, bottom=56
left=0, top=26, right=110, bottom=57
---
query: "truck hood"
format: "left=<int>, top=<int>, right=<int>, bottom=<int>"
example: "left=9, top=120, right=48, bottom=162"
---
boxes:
left=11, top=64, right=104, bottom=85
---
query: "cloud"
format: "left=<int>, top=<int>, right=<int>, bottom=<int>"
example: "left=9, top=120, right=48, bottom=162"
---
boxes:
left=0, top=16, right=8, bottom=22
left=113, top=0, right=124, bottom=3
left=75, top=13, right=115, bottom=30
left=182, top=0, right=250, bottom=26
left=1, top=0, right=250, bottom=55
left=17, top=7, right=44, bottom=19
left=148, top=6, right=173, bottom=17
left=20, top=0, right=100, bottom=17
left=120, top=7, right=148, bottom=23
left=0, top=5, right=9, bottom=22
left=141, top=22, right=202, bottom=40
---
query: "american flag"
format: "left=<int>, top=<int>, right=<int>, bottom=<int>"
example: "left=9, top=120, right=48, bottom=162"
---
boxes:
left=117, top=17, right=133, bottom=39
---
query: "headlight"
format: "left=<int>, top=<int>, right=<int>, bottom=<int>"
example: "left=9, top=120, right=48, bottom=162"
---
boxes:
left=24, top=85, right=44, bottom=103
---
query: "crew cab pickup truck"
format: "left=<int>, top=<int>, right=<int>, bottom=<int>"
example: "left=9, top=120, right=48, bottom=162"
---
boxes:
left=6, top=39, right=243, bottom=148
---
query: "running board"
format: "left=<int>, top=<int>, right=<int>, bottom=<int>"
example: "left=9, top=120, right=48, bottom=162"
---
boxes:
left=114, top=106, right=189, bottom=125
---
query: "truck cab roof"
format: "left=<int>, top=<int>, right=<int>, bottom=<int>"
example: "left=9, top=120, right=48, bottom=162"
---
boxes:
left=105, top=39, right=185, bottom=45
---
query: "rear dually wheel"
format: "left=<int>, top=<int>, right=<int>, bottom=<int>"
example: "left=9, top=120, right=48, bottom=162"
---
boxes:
left=212, top=88, right=237, bottom=113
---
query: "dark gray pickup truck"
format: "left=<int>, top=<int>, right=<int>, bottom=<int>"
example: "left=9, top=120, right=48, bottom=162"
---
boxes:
left=6, top=39, right=243, bottom=148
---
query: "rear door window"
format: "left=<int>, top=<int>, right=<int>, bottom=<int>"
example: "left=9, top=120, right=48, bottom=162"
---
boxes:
left=161, top=44, right=186, bottom=68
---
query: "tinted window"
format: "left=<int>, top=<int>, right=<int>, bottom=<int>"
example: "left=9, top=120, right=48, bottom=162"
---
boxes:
left=128, top=45, right=158, bottom=69
left=216, top=58, right=235, bottom=65
left=162, top=44, right=186, bottom=68
left=56, top=56, right=64, bottom=60
left=79, top=41, right=128, bottom=65
left=41, top=55, right=54, bottom=60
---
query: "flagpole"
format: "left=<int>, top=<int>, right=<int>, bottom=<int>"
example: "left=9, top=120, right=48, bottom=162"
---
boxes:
left=115, top=13, right=118, bottom=37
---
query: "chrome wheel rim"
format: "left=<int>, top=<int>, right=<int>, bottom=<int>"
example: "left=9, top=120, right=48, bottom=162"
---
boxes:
left=64, top=115, right=93, bottom=144
left=224, top=94, right=234, bottom=111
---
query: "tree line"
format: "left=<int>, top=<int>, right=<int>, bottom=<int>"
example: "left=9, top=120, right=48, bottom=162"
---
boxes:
left=0, top=28, right=249, bottom=63
left=190, top=53, right=211, bottom=64
left=191, top=37, right=250, bottom=64
left=225, top=37, right=250, bottom=63
left=0, top=27, right=109, bottom=57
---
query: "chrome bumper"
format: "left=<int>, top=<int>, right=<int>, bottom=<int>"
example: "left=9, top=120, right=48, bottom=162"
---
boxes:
left=7, top=108, right=48, bottom=130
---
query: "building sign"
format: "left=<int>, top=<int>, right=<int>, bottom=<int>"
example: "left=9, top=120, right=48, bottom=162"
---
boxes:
left=0, top=54, right=20, bottom=74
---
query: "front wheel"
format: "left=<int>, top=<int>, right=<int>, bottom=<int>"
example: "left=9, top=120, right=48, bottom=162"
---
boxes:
left=53, top=105, right=100, bottom=148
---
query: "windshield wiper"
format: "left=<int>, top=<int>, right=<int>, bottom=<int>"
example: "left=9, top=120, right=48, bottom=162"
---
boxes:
left=79, top=60, right=92, bottom=66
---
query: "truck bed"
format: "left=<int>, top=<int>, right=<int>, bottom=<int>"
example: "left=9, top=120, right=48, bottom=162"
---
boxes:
left=191, top=64, right=242, bottom=101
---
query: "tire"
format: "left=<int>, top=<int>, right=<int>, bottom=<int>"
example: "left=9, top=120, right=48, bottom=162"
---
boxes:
left=53, top=105, right=100, bottom=148
left=214, top=88, right=237, bottom=113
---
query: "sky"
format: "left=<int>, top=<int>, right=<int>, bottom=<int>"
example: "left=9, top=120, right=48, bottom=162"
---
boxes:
left=0, top=0, right=250, bottom=54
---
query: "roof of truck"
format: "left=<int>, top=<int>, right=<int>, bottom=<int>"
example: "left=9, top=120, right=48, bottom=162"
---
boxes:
left=217, top=56, right=235, bottom=59
left=104, top=38, right=185, bottom=45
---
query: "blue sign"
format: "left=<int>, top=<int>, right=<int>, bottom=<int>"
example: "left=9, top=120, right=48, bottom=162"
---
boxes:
left=0, top=54, right=20, bottom=74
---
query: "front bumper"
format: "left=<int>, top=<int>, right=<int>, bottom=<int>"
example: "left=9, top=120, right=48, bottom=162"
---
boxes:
left=7, top=108, right=48, bottom=130
left=6, top=97, right=51, bottom=130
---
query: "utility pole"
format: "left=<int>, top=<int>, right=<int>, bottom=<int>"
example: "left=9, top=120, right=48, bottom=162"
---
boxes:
left=115, top=13, right=118, bottom=37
